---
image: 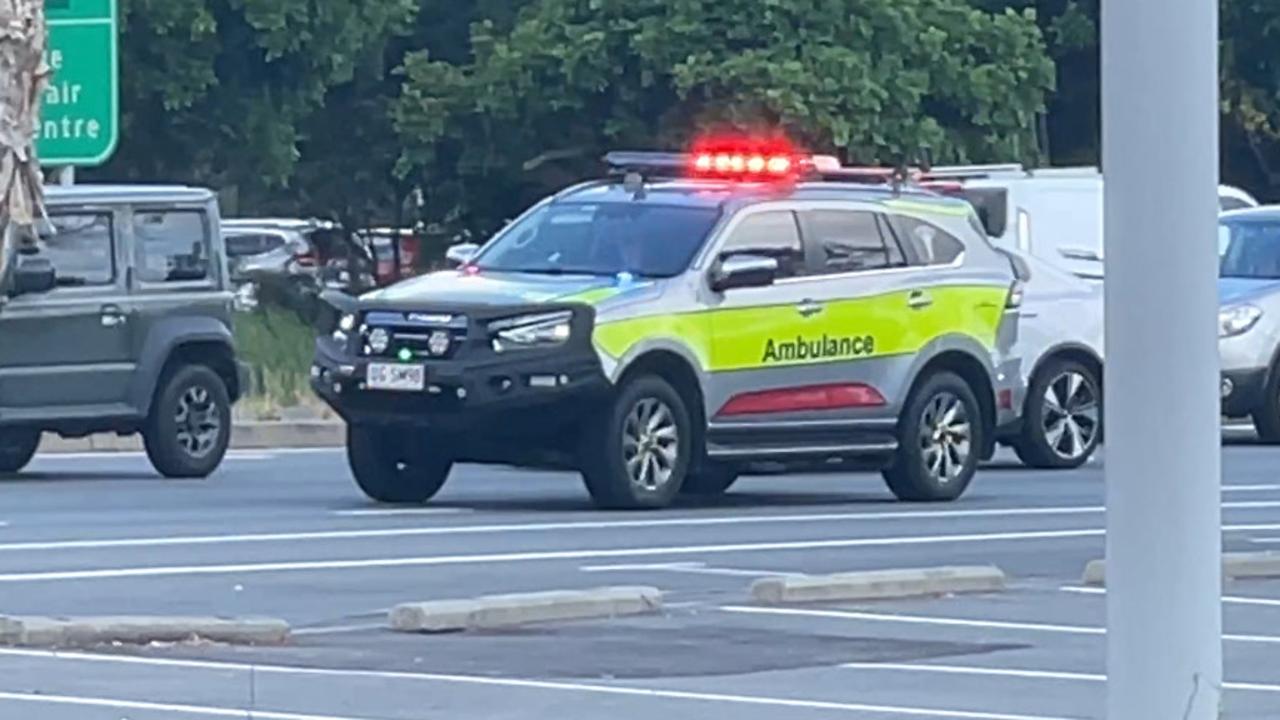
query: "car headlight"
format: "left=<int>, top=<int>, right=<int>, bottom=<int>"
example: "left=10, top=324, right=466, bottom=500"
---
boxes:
left=489, top=311, right=573, bottom=352
left=1219, top=304, right=1263, bottom=338
left=331, top=313, right=357, bottom=344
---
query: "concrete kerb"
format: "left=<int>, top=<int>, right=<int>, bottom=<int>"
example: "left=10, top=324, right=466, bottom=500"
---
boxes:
left=0, top=615, right=291, bottom=647
left=390, top=586, right=664, bottom=633
left=1083, top=552, right=1280, bottom=586
left=750, top=566, right=1007, bottom=604
left=38, top=421, right=345, bottom=454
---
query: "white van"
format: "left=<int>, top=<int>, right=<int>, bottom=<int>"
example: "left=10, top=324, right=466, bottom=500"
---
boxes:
left=922, top=164, right=1258, bottom=279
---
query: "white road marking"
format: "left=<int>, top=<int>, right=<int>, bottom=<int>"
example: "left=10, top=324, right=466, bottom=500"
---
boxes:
left=33, top=449, right=281, bottom=461
left=330, top=507, right=470, bottom=517
left=1224, top=484, right=1280, bottom=492
left=1061, top=584, right=1280, bottom=608
left=0, top=505, right=1109, bottom=553
left=840, top=663, right=1280, bottom=694
left=0, top=527, right=1107, bottom=582
left=5, top=501, right=1278, bottom=555
left=0, top=690, right=373, bottom=720
left=580, top=561, right=802, bottom=578
left=291, top=622, right=386, bottom=636
left=0, top=647, right=1082, bottom=720
left=719, top=605, right=1280, bottom=645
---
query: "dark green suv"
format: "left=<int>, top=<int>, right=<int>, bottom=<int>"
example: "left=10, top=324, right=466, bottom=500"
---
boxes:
left=0, top=185, right=246, bottom=477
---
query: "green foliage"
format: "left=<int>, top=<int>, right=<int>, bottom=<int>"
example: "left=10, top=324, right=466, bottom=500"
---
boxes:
left=393, top=0, right=1055, bottom=234
left=89, top=0, right=418, bottom=219
left=232, top=302, right=316, bottom=412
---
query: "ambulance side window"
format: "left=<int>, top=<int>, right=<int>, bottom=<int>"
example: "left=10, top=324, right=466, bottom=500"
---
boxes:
left=895, top=217, right=966, bottom=266
left=718, top=211, right=805, bottom=279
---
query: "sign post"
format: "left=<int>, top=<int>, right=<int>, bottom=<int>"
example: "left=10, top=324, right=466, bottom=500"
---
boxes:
left=39, top=0, right=118, bottom=168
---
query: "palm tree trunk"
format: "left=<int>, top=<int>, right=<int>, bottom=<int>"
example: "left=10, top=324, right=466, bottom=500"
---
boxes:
left=0, top=0, right=47, bottom=289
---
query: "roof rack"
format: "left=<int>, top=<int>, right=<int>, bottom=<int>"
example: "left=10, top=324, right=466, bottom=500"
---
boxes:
left=920, top=163, right=1027, bottom=180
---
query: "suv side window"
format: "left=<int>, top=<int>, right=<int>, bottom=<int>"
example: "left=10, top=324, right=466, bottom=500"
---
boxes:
left=35, top=213, right=116, bottom=287
left=803, top=210, right=902, bottom=273
left=894, top=216, right=966, bottom=266
left=134, top=210, right=211, bottom=284
left=719, top=211, right=805, bottom=279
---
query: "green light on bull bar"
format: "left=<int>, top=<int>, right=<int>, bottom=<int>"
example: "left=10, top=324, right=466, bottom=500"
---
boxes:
left=397, top=347, right=413, bottom=363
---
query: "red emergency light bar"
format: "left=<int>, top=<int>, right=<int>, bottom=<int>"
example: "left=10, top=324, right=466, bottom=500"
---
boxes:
left=688, top=135, right=800, bottom=180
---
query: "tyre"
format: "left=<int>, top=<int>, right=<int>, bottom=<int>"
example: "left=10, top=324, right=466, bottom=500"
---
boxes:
left=680, top=463, right=738, bottom=496
left=882, top=371, right=983, bottom=502
left=1012, top=359, right=1103, bottom=469
left=347, top=424, right=452, bottom=503
left=0, top=428, right=40, bottom=474
left=143, top=365, right=232, bottom=479
left=580, top=376, right=692, bottom=509
left=1252, top=367, right=1280, bottom=444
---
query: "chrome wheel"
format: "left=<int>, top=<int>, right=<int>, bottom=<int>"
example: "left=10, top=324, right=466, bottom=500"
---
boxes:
left=1042, top=370, right=1099, bottom=460
left=621, top=397, right=679, bottom=492
left=174, top=386, right=221, bottom=459
left=919, top=392, right=972, bottom=483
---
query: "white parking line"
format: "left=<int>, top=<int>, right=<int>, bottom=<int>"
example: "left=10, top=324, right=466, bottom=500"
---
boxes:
left=719, top=605, right=1280, bottom=645
left=4, top=501, right=1279, bottom=555
left=0, top=690, right=371, bottom=720
left=330, top=508, right=470, bottom=517
left=1224, top=484, right=1280, bottom=493
left=291, top=622, right=386, bottom=636
left=0, top=505, right=1111, bottom=553
left=0, top=527, right=1107, bottom=582
left=580, top=561, right=802, bottom=578
left=840, top=663, right=1280, bottom=694
left=1061, top=584, right=1280, bottom=608
left=0, top=647, right=1082, bottom=720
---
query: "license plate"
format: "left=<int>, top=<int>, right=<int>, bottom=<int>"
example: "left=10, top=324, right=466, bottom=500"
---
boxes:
left=366, top=363, right=425, bottom=392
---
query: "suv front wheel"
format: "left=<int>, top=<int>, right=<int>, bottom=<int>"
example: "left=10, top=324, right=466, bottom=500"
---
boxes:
left=581, top=376, right=692, bottom=509
left=0, top=428, right=40, bottom=474
left=144, top=365, right=232, bottom=478
left=883, top=371, right=982, bottom=502
left=347, top=424, right=453, bottom=503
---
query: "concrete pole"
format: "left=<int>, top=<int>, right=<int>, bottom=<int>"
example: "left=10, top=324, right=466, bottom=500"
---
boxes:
left=1102, top=0, right=1222, bottom=718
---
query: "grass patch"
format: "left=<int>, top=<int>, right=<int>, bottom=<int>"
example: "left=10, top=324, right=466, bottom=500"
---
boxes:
left=233, top=304, right=324, bottom=419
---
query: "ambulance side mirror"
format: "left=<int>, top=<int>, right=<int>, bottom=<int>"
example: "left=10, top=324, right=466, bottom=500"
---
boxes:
left=711, top=254, right=777, bottom=293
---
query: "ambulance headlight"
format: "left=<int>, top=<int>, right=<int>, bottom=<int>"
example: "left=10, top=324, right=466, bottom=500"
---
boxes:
left=489, top=311, right=573, bottom=352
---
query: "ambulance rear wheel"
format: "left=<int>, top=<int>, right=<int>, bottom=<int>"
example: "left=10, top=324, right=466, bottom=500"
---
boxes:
left=883, top=371, right=981, bottom=502
left=580, top=376, right=692, bottom=509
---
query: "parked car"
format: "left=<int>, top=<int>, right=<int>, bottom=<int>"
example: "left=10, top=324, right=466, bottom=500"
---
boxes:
left=223, top=218, right=377, bottom=296
left=0, top=184, right=247, bottom=478
left=356, top=227, right=423, bottom=285
left=1218, top=206, right=1280, bottom=441
left=992, top=248, right=1104, bottom=468
left=922, top=164, right=1257, bottom=279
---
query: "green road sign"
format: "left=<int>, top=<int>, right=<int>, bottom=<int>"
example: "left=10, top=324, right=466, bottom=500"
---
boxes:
left=39, top=0, right=118, bottom=167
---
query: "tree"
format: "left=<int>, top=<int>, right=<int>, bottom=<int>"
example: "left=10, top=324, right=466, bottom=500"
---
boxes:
left=0, top=0, right=47, bottom=289
left=1221, top=0, right=1280, bottom=197
left=393, top=0, right=1055, bottom=235
left=84, top=0, right=417, bottom=218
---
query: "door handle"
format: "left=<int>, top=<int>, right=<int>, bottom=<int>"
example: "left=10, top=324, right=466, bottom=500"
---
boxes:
left=100, top=304, right=127, bottom=328
left=797, top=299, right=824, bottom=317
left=907, top=290, right=933, bottom=309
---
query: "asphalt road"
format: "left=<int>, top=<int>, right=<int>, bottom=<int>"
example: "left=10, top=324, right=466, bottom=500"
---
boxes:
left=1, top=441, right=1279, bottom=720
